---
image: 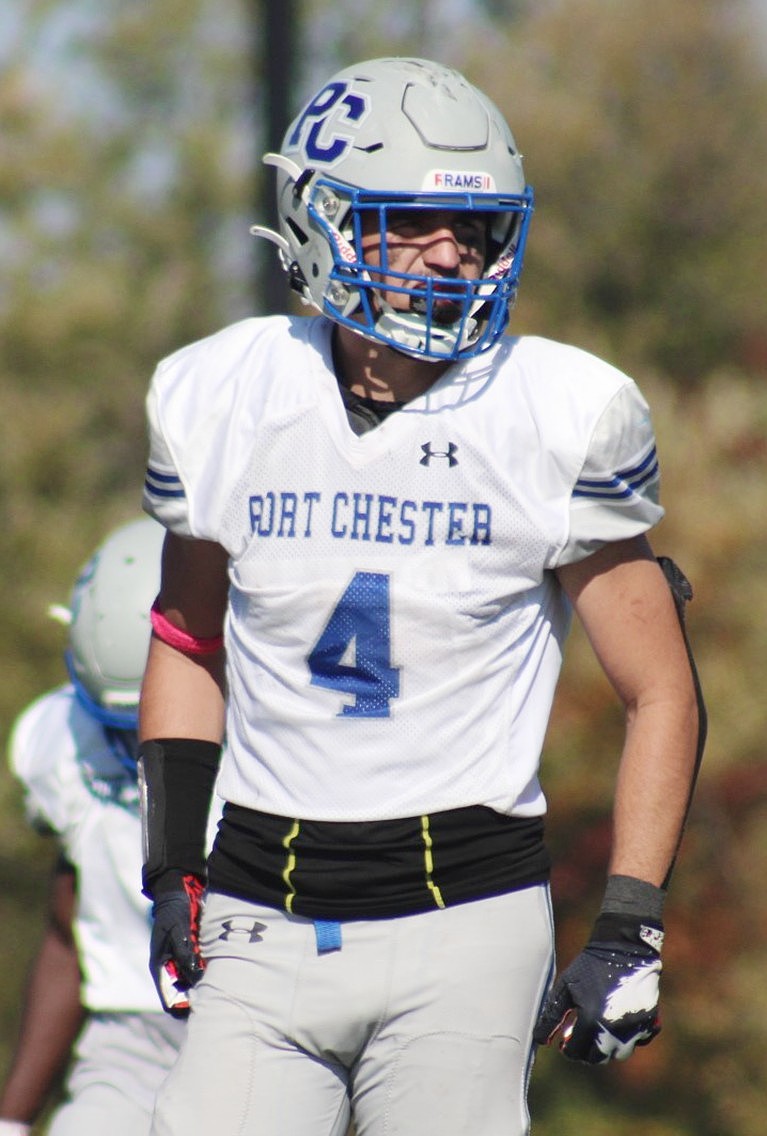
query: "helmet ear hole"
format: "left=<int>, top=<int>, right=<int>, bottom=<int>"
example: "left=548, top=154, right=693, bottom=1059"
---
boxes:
left=285, top=217, right=309, bottom=246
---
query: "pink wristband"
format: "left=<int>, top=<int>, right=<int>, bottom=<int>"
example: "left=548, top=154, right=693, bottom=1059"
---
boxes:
left=150, top=599, right=224, bottom=656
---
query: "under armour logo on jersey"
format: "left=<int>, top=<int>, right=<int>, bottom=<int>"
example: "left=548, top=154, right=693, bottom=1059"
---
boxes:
left=420, top=442, right=459, bottom=467
left=218, top=918, right=267, bottom=943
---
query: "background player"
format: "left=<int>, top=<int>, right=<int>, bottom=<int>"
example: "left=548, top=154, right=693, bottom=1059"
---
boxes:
left=138, top=57, right=702, bottom=1136
left=0, top=518, right=186, bottom=1136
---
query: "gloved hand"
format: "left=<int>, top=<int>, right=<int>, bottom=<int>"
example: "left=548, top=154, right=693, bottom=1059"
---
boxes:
left=533, top=912, right=664, bottom=1064
left=149, top=871, right=206, bottom=1017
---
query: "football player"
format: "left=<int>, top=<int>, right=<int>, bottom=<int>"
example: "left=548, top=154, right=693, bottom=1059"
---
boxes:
left=139, top=58, right=703, bottom=1136
left=1, top=519, right=185, bottom=1136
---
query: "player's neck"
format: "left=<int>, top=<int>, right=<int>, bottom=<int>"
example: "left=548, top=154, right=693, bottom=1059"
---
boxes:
left=332, top=325, right=449, bottom=405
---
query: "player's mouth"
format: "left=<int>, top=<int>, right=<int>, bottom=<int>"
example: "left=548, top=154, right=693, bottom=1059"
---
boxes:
left=410, top=281, right=467, bottom=325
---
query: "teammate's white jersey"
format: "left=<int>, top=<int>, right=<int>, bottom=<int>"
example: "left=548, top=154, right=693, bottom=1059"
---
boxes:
left=9, top=686, right=164, bottom=1012
left=144, top=316, right=663, bottom=823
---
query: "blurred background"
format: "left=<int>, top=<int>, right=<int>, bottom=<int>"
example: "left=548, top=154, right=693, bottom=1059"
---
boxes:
left=1, top=1, right=766, bottom=1132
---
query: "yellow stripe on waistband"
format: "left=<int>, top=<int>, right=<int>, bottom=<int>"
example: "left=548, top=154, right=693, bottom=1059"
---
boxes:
left=420, top=815, right=446, bottom=909
left=282, top=819, right=301, bottom=914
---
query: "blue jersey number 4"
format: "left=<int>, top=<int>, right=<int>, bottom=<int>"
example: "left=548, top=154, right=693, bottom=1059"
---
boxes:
left=307, top=571, right=400, bottom=717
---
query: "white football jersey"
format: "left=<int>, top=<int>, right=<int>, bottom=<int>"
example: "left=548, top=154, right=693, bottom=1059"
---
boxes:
left=9, top=686, right=160, bottom=1011
left=144, top=316, right=663, bottom=823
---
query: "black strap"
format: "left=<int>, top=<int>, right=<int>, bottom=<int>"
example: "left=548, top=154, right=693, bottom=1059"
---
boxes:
left=656, top=557, right=707, bottom=888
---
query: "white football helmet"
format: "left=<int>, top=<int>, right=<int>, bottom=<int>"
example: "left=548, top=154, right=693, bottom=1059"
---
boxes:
left=63, top=516, right=164, bottom=730
left=252, top=57, right=533, bottom=362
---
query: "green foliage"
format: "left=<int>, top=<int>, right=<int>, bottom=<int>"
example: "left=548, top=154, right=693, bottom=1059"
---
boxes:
left=478, top=0, right=767, bottom=384
left=0, top=0, right=254, bottom=742
left=1, top=1, right=766, bottom=1132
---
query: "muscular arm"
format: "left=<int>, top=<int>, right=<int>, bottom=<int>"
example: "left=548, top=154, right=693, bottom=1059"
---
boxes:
left=0, top=857, right=84, bottom=1125
left=139, top=532, right=230, bottom=743
left=555, top=534, right=700, bottom=887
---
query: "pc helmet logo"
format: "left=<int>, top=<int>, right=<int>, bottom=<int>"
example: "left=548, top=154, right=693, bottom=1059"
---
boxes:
left=286, top=81, right=370, bottom=166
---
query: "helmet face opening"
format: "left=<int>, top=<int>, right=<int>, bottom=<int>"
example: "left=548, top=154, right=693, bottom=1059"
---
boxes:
left=256, top=57, right=534, bottom=362
left=306, top=179, right=533, bottom=360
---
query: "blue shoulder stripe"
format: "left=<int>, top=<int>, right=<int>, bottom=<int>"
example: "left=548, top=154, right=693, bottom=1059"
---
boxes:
left=145, top=466, right=185, bottom=500
left=573, top=445, right=659, bottom=501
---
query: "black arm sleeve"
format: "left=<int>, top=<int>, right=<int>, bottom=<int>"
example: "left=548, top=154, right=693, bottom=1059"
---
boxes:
left=138, top=739, right=221, bottom=898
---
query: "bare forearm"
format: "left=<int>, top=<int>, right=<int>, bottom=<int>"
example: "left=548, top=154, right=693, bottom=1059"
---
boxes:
left=609, top=691, right=699, bottom=885
left=557, top=538, right=702, bottom=889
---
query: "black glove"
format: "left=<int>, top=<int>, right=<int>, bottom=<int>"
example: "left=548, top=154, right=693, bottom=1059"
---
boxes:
left=533, top=912, right=663, bottom=1064
left=149, top=871, right=206, bottom=1017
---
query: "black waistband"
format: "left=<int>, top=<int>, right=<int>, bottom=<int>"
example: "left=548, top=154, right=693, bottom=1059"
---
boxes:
left=207, top=803, right=549, bottom=920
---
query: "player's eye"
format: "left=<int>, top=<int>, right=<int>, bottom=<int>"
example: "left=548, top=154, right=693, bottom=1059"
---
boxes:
left=453, top=218, right=486, bottom=248
left=386, top=211, right=425, bottom=239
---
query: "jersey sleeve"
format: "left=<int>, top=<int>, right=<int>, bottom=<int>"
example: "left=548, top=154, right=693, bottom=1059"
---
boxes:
left=143, top=373, right=194, bottom=536
left=142, top=319, right=266, bottom=544
left=556, top=380, right=664, bottom=566
left=8, top=689, right=77, bottom=836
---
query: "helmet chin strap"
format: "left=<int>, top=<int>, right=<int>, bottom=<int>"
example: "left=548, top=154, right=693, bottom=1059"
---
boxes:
left=373, top=297, right=479, bottom=359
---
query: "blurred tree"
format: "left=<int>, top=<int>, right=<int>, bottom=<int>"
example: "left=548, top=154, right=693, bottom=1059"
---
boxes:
left=0, top=0, right=255, bottom=735
left=254, top=0, right=299, bottom=313
left=473, top=0, right=767, bottom=385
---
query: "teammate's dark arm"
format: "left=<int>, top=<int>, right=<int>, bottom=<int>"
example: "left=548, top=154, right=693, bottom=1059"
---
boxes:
left=0, top=856, right=85, bottom=1127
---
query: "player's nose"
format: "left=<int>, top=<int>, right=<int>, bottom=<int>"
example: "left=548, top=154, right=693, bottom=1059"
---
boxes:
left=422, top=227, right=462, bottom=273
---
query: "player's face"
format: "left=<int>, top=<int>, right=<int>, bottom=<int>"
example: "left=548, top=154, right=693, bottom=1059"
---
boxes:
left=359, top=209, right=487, bottom=325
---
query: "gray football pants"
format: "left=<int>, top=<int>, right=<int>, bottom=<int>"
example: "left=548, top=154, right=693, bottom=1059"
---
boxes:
left=151, top=885, right=554, bottom=1136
